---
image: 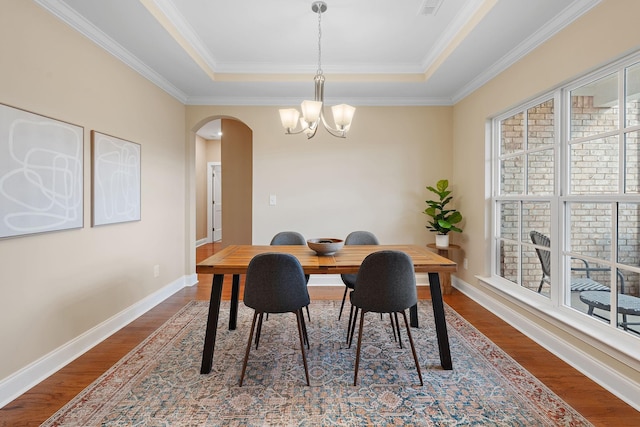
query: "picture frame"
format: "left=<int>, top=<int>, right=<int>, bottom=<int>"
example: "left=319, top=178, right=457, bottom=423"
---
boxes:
left=0, top=103, right=84, bottom=239
left=91, top=131, right=141, bottom=226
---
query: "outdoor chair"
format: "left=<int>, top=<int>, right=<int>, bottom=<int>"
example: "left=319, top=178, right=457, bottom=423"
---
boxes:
left=339, top=231, right=379, bottom=321
left=240, top=253, right=311, bottom=386
left=349, top=250, right=423, bottom=386
left=529, top=231, right=610, bottom=293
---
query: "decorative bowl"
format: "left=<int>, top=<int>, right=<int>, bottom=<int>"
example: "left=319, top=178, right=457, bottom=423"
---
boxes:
left=307, top=238, right=344, bottom=256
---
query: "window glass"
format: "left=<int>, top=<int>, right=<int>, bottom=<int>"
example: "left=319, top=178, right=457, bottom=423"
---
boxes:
left=500, top=112, right=524, bottom=155
left=527, top=99, right=554, bottom=149
left=568, top=202, right=612, bottom=261
left=499, top=201, right=519, bottom=241
left=570, top=73, right=619, bottom=139
left=500, top=156, right=524, bottom=195
left=524, top=246, right=547, bottom=295
left=618, top=203, right=640, bottom=268
left=527, top=150, right=554, bottom=194
left=625, top=131, right=639, bottom=193
left=522, top=202, right=551, bottom=241
left=625, top=62, right=640, bottom=128
left=569, top=136, right=619, bottom=194
left=499, top=241, right=518, bottom=283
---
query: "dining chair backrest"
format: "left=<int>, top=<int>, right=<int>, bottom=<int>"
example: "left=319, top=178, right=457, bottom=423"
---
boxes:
left=344, top=230, right=380, bottom=246
left=351, top=250, right=417, bottom=313
left=270, top=231, right=306, bottom=246
left=243, top=253, right=310, bottom=313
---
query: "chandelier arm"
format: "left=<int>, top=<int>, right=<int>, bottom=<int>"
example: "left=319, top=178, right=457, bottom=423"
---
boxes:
left=319, top=110, right=346, bottom=138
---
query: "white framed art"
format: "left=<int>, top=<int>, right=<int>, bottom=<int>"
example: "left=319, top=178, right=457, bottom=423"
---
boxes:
left=91, top=131, right=141, bottom=226
left=0, top=103, right=84, bottom=239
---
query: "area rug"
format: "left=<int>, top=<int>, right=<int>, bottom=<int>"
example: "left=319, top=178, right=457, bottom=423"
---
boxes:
left=43, top=300, right=591, bottom=426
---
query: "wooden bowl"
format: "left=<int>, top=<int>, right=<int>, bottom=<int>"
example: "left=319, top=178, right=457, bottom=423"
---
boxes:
left=307, top=238, right=344, bottom=255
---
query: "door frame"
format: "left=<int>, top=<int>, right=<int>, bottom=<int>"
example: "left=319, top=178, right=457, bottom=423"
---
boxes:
left=207, top=161, right=222, bottom=243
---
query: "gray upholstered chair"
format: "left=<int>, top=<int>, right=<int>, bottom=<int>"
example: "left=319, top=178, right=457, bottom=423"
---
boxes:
left=349, top=250, right=423, bottom=386
left=339, top=231, right=379, bottom=321
left=270, top=231, right=306, bottom=246
left=270, top=231, right=311, bottom=320
left=240, top=253, right=311, bottom=386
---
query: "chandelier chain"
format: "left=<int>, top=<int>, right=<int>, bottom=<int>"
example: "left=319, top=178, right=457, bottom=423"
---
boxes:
left=317, top=6, right=323, bottom=75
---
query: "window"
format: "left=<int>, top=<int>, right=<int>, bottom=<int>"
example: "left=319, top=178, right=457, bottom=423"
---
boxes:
left=492, top=54, right=640, bottom=339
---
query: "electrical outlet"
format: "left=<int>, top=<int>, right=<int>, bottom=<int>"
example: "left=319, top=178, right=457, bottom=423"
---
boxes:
left=269, top=194, right=276, bottom=206
left=153, top=265, right=160, bottom=277
left=463, top=258, right=468, bottom=270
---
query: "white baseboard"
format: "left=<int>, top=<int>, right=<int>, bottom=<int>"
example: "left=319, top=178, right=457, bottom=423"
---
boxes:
left=0, top=275, right=193, bottom=409
left=452, top=276, right=640, bottom=411
left=195, top=238, right=209, bottom=247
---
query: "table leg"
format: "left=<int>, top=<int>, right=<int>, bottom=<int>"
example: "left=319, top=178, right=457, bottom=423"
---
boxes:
left=229, top=274, right=240, bottom=330
left=428, top=272, right=453, bottom=370
left=200, top=273, right=224, bottom=374
left=410, top=304, right=419, bottom=328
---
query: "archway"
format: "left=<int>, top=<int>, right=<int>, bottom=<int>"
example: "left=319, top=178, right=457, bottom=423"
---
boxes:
left=193, top=116, right=252, bottom=249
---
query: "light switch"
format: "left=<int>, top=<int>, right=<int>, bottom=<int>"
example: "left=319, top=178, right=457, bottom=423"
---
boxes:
left=269, top=194, right=276, bottom=206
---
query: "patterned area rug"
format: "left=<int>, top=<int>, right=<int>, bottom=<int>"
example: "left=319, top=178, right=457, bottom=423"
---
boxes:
left=43, top=300, right=591, bottom=426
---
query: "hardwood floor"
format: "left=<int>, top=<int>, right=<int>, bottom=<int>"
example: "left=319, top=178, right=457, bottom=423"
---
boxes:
left=1, top=242, right=637, bottom=426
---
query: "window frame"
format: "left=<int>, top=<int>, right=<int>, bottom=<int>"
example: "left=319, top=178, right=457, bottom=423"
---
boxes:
left=489, top=51, right=640, bottom=351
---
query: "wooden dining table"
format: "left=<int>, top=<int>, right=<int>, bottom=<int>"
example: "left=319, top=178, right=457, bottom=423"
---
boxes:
left=196, top=244, right=457, bottom=374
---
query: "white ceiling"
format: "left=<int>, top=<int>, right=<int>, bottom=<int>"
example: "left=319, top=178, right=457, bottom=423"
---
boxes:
left=35, top=0, right=600, bottom=107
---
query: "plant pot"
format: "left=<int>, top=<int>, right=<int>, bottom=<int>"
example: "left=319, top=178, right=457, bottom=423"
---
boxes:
left=435, top=234, right=449, bottom=248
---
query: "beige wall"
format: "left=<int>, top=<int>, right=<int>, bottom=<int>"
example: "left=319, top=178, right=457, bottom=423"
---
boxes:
left=186, top=105, right=454, bottom=250
left=452, top=0, right=640, bottom=385
left=0, top=1, right=186, bottom=381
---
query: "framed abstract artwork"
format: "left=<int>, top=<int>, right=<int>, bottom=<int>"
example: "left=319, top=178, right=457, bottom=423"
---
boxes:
left=0, top=103, right=84, bottom=239
left=91, top=131, right=141, bottom=226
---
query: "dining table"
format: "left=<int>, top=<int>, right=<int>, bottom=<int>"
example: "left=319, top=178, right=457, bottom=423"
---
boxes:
left=196, top=244, right=457, bottom=374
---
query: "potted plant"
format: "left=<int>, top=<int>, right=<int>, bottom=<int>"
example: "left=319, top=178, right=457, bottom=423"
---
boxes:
left=423, top=179, right=463, bottom=248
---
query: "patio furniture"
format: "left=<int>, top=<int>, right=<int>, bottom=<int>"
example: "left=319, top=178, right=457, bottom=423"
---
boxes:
left=530, top=231, right=610, bottom=293
left=579, top=291, right=640, bottom=332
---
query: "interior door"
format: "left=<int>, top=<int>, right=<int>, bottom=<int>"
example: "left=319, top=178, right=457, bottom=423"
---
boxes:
left=212, top=164, right=222, bottom=241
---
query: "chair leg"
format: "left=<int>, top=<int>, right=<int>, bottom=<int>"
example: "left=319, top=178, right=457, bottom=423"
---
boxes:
left=389, top=313, right=397, bottom=342
left=299, top=308, right=310, bottom=349
left=305, top=305, right=311, bottom=322
left=348, top=307, right=360, bottom=348
left=401, top=310, right=423, bottom=386
left=346, top=303, right=355, bottom=343
left=295, top=310, right=311, bottom=386
left=338, top=286, right=349, bottom=320
left=255, top=313, right=264, bottom=349
left=240, top=311, right=259, bottom=387
left=394, top=312, right=402, bottom=349
left=353, top=310, right=366, bottom=386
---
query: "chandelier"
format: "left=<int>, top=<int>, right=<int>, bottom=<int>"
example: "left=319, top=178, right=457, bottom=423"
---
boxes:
left=279, top=1, right=356, bottom=139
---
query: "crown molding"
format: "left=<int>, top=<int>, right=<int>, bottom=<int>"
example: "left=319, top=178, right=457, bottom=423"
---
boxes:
left=34, top=0, right=188, bottom=103
left=451, top=0, right=602, bottom=103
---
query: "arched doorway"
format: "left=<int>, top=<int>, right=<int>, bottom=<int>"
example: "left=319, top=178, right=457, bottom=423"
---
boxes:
left=194, top=117, right=252, bottom=249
